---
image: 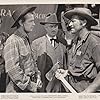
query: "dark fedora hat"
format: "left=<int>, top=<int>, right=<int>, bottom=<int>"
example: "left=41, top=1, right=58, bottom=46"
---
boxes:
left=40, top=13, right=61, bottom=25
left=64, top=7, right=98, bottom=26
left=11, top=6, right=36, bottom=28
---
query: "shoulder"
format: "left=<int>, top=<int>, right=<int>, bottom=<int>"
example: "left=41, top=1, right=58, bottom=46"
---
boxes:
left=6, top=33, right=22, bottom=42
left=32, top=36, right=46, bottom=44
left=57, top=29, right=65, bottom=38
left=87, top=31, right=100, bottom=50
left=5, top=34, right=17, bottom=44
left=57, top=30, right=67, bottom=46
left=31, top=35, right=46, bottom=48
left=88, top=32, right=100, bottom=45
left=5, top=33, right=22, bottom=49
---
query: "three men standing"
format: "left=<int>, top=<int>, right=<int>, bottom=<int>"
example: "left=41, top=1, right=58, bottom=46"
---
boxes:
left=3, top=5, right=100, bottom=93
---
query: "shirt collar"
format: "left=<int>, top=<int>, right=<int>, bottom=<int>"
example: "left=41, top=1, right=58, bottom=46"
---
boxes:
left=80, top=31, right=90, bottom=43
left=14, top=27, right=29, bottom=39
left=73, top=31, right=90, bottom=45
left=46, top=34, right=57, bottom=42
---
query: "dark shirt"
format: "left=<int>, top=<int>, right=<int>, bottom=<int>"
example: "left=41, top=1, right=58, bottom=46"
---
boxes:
left=68, top=31, right=100, bottom=80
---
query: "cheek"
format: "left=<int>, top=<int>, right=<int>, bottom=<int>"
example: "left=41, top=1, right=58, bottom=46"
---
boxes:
left=46, top=28, right=51, bottom=33
left=73, top=23, right=80, bottom=30
left=54, top=28, right=58, bottom=33
left=25, top=23, right=32, bottom=29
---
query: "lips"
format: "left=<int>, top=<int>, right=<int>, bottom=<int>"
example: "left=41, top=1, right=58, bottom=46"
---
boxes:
left=52, top=31, right=56, bottom=34
left=69, top=27, right=76, bottom=34
left=31, top=26, right=34, bottom=29
left=71, top=28, right=74, bottom=31
left=67, top=26, right=72, bottom=31
left=69, top=26, right=74, bottom=31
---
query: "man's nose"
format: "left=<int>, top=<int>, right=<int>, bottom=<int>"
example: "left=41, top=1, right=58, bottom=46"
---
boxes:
left=33, top=22, right=35, bottom=26
left=69, top=21, right=73, bottom=26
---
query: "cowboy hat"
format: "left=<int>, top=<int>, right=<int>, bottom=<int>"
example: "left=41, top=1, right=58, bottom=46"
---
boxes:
left=64, top=7, right=98, bottom=26
left=11, top=6, right=36, bottom=28
left=40, top=13, right=61, bottom=25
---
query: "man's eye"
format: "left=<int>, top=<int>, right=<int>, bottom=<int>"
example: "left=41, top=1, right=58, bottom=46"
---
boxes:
left=71, top=20, right=74, bottom=22
left=0, top=20, right=2, bottom=24
left=50, top=26, right=53, bottom=28
left=53, top=25, right=58, bottom=28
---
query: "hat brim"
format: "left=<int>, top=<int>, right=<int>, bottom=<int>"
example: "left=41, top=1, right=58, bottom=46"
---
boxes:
left=64, top=10, right=98, bottom=26
left=11, top=6, right=36, bottom=28
left=40, top=22, right=61, bottom=25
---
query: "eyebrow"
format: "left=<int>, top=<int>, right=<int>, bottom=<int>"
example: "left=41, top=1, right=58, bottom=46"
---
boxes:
left=0, top=19, right=2, bottom=24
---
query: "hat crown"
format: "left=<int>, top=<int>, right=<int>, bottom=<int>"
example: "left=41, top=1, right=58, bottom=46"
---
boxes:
left=45, top=13, right=58, bottom=23
left=11, top=6, right=36, bottom=28
left=13, top=6, right=33, bottom=21
left=12, top=6, right=27, bottom=21
left=73, top=8, right=92, bottom=16
left=64, top=7, right=98, bottom=26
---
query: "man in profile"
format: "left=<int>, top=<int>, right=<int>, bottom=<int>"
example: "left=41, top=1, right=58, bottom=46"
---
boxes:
left=55, top=7, right=100, bottom=93
left=4, top=6, right=42, bottom=92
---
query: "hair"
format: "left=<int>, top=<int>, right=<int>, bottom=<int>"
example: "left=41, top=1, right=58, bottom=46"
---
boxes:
left=0, top=32, right=9, bottom=44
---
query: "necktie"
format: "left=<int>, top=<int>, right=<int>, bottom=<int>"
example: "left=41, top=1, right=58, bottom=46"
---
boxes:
left=50, top=38, right=58, bottom=47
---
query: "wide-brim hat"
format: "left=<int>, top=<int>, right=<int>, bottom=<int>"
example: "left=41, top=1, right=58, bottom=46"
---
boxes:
left=11, top=6, right=36, bottom=28
left=64, top=7, right=98, bottom=26
left=40, top=13, right=61, bottom=25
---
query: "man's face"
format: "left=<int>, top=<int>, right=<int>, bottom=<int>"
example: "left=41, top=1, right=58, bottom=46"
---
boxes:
left=0, top=18, right=3, bottom=51
left=0, top=37, right=3, bottom=53
left=68, top=15, right=85, bottom=36
left=0, top=18, right=2, bottom=28
left=23, top=13, right=35, bottom=33
left=44, top=23, right=58, bottom=37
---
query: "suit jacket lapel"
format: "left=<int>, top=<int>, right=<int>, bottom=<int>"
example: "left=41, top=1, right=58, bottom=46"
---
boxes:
left=46, top=37, right=57, bottom=64
left=54, top=41, right=59, bottom=49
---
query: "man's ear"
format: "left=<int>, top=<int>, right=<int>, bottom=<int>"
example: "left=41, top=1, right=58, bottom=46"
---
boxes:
left=82, top=19, right=87, bottom=27
left=44, top=24, right=48, bottom=30
left=18, top=20, right=23, bottom=26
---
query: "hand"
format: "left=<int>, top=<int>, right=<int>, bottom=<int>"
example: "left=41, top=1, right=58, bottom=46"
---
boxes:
left=25, top=68, right=33, bottom=77
left=36, top=78, right=42, bottom=89
left=81, top=89, right=90, bottom=93
left=27, top=81, right=37, bottom=92
left=55, top=69, right=69, bottom=80
left=81, top=88, right=95, bottom=93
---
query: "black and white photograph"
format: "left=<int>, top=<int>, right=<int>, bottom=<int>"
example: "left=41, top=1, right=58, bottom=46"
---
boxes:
left=0, top=4, right=100, bottom=96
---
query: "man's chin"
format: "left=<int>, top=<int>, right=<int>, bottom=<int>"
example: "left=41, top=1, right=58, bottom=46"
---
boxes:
left=51, top=33, right=57, bottom=37
left=70, top=31, right=75, bottom=34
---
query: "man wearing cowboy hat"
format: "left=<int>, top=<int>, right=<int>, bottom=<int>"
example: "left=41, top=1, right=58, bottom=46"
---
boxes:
left=31, top=13, right=67, bottom=92
left=4, top=6, right=42, bottom=92
left=55, top=7, right=100, bottom=93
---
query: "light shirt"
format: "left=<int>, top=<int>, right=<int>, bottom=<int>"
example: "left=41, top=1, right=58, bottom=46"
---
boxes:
left=4, top=27, right=40, bottom=91
left=46, top=34, right=57, bottom=47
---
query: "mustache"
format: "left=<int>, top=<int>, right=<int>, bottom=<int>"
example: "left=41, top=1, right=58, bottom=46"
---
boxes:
left=52, top=30, right=56, bottom=32
left=66, top=25, right=72, bottom=31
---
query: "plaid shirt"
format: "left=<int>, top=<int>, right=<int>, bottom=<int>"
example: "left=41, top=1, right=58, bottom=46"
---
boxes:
left=4, top=27, right=40, bottom=91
